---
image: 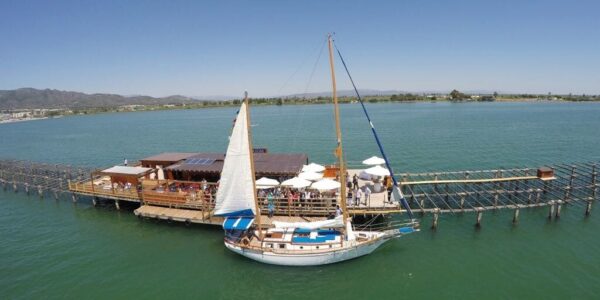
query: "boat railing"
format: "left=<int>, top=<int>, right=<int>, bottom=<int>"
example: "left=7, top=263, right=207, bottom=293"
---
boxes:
left=353, top=219, right=419, bottom=233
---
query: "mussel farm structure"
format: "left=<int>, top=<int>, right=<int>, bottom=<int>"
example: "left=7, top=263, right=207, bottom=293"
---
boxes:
left=0, top=159, right=598, bottom=229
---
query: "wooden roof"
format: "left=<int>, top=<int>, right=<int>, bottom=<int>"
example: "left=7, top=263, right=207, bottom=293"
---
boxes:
left=165, top=153, right=308, bottom=176
left=139, top=152, right=198, bottom=164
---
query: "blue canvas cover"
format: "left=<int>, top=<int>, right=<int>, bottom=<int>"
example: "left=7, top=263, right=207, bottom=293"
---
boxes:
left=223, top=217, right=254, bottom=231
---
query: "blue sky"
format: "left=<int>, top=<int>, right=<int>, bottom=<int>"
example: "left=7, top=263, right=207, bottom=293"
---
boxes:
left=1, top=0, right=598, bottom=97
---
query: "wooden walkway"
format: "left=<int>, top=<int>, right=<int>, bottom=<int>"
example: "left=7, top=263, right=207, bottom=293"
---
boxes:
left=1, top=159, right=598, bottom=227
left=134, top=205, right=325, bottom=227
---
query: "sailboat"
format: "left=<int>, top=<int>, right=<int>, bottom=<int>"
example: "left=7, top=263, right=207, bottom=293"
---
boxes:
left=214, top=35, right=419, bottom=266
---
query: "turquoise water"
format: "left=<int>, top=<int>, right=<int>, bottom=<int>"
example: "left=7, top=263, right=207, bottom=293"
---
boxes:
left=1, top=102, right=600, bottom=299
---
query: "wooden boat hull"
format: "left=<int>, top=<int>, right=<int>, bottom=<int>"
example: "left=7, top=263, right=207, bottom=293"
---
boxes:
left=224, top=232, right=395, bottom=266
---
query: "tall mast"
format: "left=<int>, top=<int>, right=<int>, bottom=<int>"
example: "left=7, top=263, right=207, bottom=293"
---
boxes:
left=244, top=92, right=262, bottom=236
left=327, top=34, right=349, bottom=223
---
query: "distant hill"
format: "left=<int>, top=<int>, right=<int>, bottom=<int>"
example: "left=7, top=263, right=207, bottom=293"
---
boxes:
left=0, top=88, right=200, bottom=109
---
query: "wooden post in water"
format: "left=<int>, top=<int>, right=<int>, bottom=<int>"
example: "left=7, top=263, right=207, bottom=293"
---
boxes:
left=555, top=200, right=562, bottom=218
left=115, top=199, right=120, bottom=210
left=37, top=185, right=43, bottom=198
left=548, top=200, right=555, bottom=220
left=586, top=200, right=593, bottom=216
left=475, top=208, right=483, bottom=228
left=431, top=208, right=439, bottom=229
left=25, top=183, right=30, bottom=196
left=513, top=206, right=520, bottom=224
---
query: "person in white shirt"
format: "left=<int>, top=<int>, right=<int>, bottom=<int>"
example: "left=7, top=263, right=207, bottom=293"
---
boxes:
left=364, top=186, right=372, bottom=206
left=355, top=188, right=363, bottom=206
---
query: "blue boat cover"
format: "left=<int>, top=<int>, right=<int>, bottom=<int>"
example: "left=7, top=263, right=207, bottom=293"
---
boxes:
left=399, top=227, right=415, bottom=234
left=223, top=217, right=254, bottom=231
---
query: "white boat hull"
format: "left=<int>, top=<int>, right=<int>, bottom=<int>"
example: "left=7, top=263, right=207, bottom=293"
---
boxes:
left=224, top=233, right=394, bottom=266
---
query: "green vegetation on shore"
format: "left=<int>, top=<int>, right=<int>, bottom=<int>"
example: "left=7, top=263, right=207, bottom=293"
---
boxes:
left=2, top=88, right=599, bottom=121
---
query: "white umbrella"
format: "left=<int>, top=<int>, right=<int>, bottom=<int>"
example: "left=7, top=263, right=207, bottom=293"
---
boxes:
left=298, top=171, right=324, bottom=181
left=255, top=177, right=279, bottom=189
left=311, top=178, right=341, bottom=191
left=362, top=156, right=386, bottom=165
left=364, top=165, right=390, bottom=177
left=280, top=177, right=312, bottom=188
left=302, top=163, right=325, bottom=173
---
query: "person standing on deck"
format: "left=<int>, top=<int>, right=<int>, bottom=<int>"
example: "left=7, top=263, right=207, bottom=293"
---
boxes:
left=385, top=176, right=393, bottom=203
left=335, top=205, right=342, bottom=217
left=355, top=187, right=362, bottom=206
left=267, top=192, right=275, bottom=218
left=364, top=186, right=372, bottom=206
left=352, top=174, right=359, bottom=190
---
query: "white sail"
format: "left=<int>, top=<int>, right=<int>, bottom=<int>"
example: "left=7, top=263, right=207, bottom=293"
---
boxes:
left=214, top=102, right=256, bottom=216
left=272, top=215, right=344, bottom=230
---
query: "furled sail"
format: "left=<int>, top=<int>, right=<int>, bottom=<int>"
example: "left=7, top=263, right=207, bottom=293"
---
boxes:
left=214, top=102, right=256, bottom=217
left=272, top=216, right=345, bottom=230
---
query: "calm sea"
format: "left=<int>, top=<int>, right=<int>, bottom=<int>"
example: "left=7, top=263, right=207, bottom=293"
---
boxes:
left=1, top=102, right=599, bottom=299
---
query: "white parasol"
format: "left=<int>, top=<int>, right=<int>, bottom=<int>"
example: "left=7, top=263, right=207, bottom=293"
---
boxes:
left=255, top=177, right=279, bottom=189
left=280, top=177, right=312, bottom=188
left=310, top=178, right=341, bottom=191
left=362, top=156, right=386, bottom=165
left=364, top=165, right=390, bottom=177
left=298, top=171, right=324, bottom=181
left=301, top=163, right=325, bottom=173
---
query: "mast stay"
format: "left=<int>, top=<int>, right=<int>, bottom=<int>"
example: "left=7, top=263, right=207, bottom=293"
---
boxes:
left=332, top=40, right=415, bottom=220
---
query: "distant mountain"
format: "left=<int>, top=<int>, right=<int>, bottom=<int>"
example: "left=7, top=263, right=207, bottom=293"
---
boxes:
left=0, top=88, right=200, bottom=110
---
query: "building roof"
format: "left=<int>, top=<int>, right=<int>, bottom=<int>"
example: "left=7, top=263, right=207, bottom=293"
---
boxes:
left=100, top=166, right=154, bottom=177
left=165, top=153, right=308, bottom=176
left=139, top=152, right=198, bottom=164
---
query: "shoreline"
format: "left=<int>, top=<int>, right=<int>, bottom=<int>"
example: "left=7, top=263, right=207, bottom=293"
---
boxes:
left=0, top=117, right=49, bottom=125
left=1, top=99, right=598, bottom=123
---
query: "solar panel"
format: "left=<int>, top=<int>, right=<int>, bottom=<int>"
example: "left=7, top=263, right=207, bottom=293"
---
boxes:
left=185, top=158, right=215, bottom=165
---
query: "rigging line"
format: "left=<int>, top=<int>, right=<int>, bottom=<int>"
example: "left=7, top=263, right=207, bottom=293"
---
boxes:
left=333, top=41, right=414, bottom=220
left=291, top=37, right=327, bottom=149
left=302, top=37, right=327, bottom=97
left=276, top=38, right=328, bottom=95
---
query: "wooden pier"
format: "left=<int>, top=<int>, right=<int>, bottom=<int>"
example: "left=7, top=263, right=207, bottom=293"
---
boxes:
left=1, top=159, right=598, bottom=228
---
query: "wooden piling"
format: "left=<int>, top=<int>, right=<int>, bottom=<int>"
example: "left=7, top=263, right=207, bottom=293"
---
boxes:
left=115, top=200, right=120, bottom=210
left=513, top=206, right=520, bottom=224
left=475, top=208, right=483, bottom=228
left=548, top=200, right=555, bottom=219
left=586, top=200, right=592, bottom=216
left=431, top=208, right=439, bottom=229
left=37, top=185, right=43, bottom=198
left=555, top=200, right=562, bottom=218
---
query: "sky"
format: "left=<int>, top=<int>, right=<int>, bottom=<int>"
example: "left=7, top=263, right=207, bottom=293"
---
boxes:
left=1, top=0, right=599, bottom=98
